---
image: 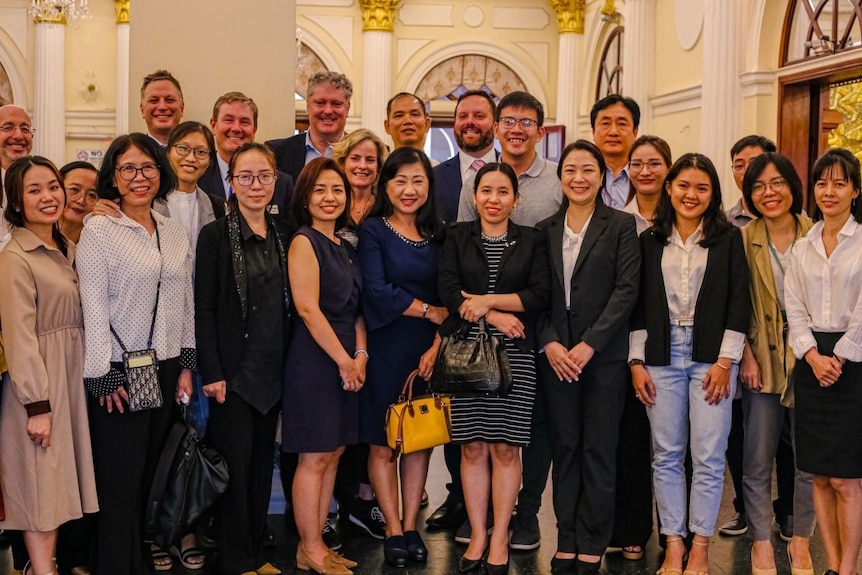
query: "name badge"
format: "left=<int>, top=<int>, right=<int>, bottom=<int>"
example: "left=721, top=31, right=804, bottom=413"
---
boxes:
left=267, top=205, right=280, bottom=215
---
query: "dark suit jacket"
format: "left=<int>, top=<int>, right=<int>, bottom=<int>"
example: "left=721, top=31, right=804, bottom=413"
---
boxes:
left=265, top=133, right=306, bottom=184
left=631, top=225, right=751, bottom=365
left=433, top=151, right=500, bottom=224
left=194, top=215, right=297, bottom=386
left=197, top=157, right=296, bottom=229
left=536, top=202, right=640, bottom=362
left=438, top=220, right=550, bottom=352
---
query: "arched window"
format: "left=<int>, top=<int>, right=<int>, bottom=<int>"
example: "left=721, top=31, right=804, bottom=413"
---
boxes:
left=596, top=26, right=624, bottom=100
left=0, top=63, right=12, bottom=106
left=294, top=41, right=329, bottom=100
left=782, top=0, right=862, bottom=65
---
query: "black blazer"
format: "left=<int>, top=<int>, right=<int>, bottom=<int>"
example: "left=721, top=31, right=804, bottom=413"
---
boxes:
left=536, top=202, right=640, bottom=362
left=438, top=220, right=551, bottom=352
left=631, top=225, right=751, bottom=365
left=432, top=154, right=462, bottom=224
left=265, top=133, right=306, bottom=183
left=194, top=216, right=297, bottom=385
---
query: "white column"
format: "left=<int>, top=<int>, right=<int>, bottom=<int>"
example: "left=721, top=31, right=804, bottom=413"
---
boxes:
left=556, top=32, right=580, bottom=138
left=116, top=22, right=130, bottom=135
left=33, top=20, right=65, bottom=163
left=700, top=0, right=742, bottom=197
left=362, top=30, right=392, bottom=140
left=622, top=0, right=655, bottom=132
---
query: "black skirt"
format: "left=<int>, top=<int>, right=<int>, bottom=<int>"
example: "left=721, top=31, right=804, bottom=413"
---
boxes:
left=794, top=332, right=862, bottom=478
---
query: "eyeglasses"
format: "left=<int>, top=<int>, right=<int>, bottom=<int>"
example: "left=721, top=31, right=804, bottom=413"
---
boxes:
left=630, top=160, right=664, bottom=172
left=0, top=123, right=34, bottom=136
left=731, top=162, right=749, bottom=174
left=232, top=172, right=276, bottom=186
left=499, top=117, right=538, bottom=129
left=67, top=187, right=99, bottom=203
left=172, top=143, right=210, bottom=160
left=116, top=163, right=160, bottom=181
left=751, top=178, right=787, bottom=195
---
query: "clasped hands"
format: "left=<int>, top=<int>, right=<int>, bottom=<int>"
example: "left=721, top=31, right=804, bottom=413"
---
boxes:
left=459, top=291, right=524, bottom=340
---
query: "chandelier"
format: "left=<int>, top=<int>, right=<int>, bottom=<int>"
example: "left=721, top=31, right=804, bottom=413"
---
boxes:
left=29, top=0, right=90, bottom=23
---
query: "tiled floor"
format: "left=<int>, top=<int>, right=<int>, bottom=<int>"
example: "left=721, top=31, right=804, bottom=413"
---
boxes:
left=2, top=447, right=859, bottom=574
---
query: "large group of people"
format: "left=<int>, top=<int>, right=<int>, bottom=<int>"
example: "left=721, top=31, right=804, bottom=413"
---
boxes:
left=0, top=65, right=860, bottom=575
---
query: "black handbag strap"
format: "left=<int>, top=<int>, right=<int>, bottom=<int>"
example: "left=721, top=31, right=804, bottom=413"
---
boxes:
left=110, top=222, right=162, bottom=351
left=144, top=418, right=189, bottom=538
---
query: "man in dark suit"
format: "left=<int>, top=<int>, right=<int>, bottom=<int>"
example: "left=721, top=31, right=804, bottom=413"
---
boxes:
left=432, top=90, right=498, bottom=224
left=198, top=92, right=294, bottom=225
left=265, top=71, right=353, bottom=182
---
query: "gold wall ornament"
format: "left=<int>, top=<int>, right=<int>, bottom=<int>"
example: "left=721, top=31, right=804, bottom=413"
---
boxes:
left=360, top=0, right=400, bottom=32
left=115, top=0, right=130, bottom=24
left=828, top=81, right=862, bottom=164
left=550, top=0, right=586, bottom=34
left=600, top=0, right=616, bottom=16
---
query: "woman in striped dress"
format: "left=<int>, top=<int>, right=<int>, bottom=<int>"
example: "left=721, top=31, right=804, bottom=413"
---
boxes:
left=438, top=162, right=550, bottom=575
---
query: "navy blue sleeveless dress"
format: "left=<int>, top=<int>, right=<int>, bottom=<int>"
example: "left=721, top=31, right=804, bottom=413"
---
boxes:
left=282, top=226, right=362, bottom=453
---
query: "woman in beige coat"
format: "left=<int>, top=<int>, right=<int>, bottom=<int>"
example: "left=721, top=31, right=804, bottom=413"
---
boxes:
left=0, top=156, right=99, bottom=575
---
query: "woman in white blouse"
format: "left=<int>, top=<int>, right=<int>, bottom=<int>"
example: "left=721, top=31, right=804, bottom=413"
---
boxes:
left=77, top=133, right=196, bottom=575
left=629, top=153, right=751, bottom=575
left=785, top=148, right=862, bottom=575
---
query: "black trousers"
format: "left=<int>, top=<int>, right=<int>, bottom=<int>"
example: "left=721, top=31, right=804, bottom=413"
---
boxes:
left=517, top=356, right=552, bottom=517
left=773, top=409, right=796, bottom=520
left=89, top=358, right=180, bottom=575
left=726, top=398, right=746, bottom=513
left=442, top=442, right=465, bottom=502
left=609, top=378, right=653, bottom=548
left=543, top=356, right=627, bottom=554
left=208, top=392, right=279, bottom=575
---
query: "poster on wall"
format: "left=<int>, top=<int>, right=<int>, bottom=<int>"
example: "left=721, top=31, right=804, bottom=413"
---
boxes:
left=76, top=149, right=105, bottom=167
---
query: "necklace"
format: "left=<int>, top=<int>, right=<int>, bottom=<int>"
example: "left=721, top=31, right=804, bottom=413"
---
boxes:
left=765, top=218, right=800, bottom=275
left=481, top=231, right=508, bottom=243
left=352, top=192, right=374, bottom=218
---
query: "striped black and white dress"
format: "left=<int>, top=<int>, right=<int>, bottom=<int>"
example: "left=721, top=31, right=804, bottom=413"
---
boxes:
left=449, top=233, right=537, bottom=447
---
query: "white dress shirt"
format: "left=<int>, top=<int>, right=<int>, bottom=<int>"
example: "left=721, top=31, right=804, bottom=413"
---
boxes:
left=786, top=217, right=862, bottom=361
left=165, top=189, right=200, bottom=257
left=621, top=197, right=652, bottom=235
left=563, top=211, right=594, bottom=308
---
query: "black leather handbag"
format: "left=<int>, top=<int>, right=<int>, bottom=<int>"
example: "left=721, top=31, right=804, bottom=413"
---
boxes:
left=430, top=319, right=513, bottom=397
left=145, top=412, right=230, bottom=548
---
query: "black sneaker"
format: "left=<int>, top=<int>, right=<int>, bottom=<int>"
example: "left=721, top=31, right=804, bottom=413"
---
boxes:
left=776, top=514, right=794, bottom=542
left=348, top=498, right=386, bottom=540
left=718, top=511, right=748, bottom=536
left=323, top=512, right=342, bottom=550
left=509, top=512, right=540, bottom=550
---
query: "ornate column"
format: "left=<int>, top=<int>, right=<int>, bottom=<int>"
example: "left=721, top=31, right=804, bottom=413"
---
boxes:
left=33, top=13, right=65, bottom=163
left=621, top=0, right=655, bottom=131
left=701, top=0, right=742, bottom=196
left=550, top=0, right=584, bottom=137
left=360, top=0, right=399, bottom=140
left=115, top=0, right=130, bottom=135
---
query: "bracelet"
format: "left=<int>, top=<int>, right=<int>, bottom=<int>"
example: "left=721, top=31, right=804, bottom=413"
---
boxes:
left=715, top=361, right=730, bottom=370
left=354, top=349, right=369, bottom=359
left=628, top=359, right=645, bottom=367
left=421, top=302, right=429, bottom=318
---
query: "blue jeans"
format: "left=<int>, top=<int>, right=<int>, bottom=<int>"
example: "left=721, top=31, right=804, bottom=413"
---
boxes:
left=646, top=325, right=738, bottom=537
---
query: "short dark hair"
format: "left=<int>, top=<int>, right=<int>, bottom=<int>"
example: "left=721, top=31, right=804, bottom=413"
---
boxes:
left=495, top=91, right=544, bottom=126
left=4, top=156, right=68, bottom=255
left=211, top=91, right=259, bottom=127
left=741, top=153, right=804, bottom=219
left=140, top=69, right=183, bottom=101
left=590, top=94, right=641, bottom=130
left=167, top=121, right=216, bottom=159
left=627, top=135, right=673, bottom=203
left=810, top=148, right=862, bottom=223
left=557, top=139, right=607, bottom=206
left=97, top=133, right=176, bottom=203
left=455, top=90, right=497, bottom=118
left=730, top=135, right=776, bottom=159
left=652, top=153, right=731, bottom=247
left=60, top=160, right=98, bottom=178
left=293, top=157, right=351, bottom=229
left=386, top=92, right=427, bottom=117
left=225, top=142, right=277, bottom=213
left=369, top=147, right=443, bottom=240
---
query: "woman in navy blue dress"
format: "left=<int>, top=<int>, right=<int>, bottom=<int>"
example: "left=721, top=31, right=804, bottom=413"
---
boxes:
left=358, top=147, right=447, bottom=567
left=282, top=157, right=364, bottom=575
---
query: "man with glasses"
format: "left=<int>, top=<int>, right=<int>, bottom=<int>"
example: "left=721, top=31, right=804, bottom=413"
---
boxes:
left=590, top=94, right=640, bottom=209
left=198, top=92, right=294, bottom=223
left=139, top=70, right=184, bottom=147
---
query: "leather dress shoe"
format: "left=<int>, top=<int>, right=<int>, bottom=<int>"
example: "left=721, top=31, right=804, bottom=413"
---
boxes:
left=426, top=495, right=468, bottom=530
left=383, top=535, right=409, bottom=568
left=405, top=530, right=428, bottom=562
left=550, top=556, right=577, bottom=574
left=459, top=555, right=484, bottom=573
left=484, top=561, right=509, bottom=575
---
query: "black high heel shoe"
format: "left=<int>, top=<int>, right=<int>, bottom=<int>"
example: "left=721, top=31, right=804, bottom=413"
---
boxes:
left=550, top=556, right=577, bottom=574
left=459, top=555, right=484, bottom=573
left=483, top=561, right=509, bottom=575
left=577, top=558, right=601, bottom=575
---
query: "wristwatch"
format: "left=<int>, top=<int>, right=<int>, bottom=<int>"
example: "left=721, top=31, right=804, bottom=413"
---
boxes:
left=628, top=359, right=645, bottom=367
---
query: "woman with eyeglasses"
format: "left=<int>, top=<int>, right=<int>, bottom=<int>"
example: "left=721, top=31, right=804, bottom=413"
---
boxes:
left=76, top=133, right=196, bottom=575
left=196, top=142, right=293, bottom=575
left=57, top=161, right=99, bottom=243
left=738, top=152, right=815, bottom=575
left=786, top=148, right=862, bottom=575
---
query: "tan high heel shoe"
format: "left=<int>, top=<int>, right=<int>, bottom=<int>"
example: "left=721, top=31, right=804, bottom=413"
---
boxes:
left=296, top=545, right=352, bottom=575
left=750, top=548, right=777, bottom=575
left=683, top=538, right=710, bottom=575
left=657, top=536, right=684, bottom=575
left=786, top=544, right=815, bottom=575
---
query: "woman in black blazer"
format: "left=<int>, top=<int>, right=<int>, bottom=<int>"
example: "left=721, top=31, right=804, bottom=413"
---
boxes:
left=195, top=142, right=294, bottom=575
left=535, top=140, right=640, bottom=575
left=629, top=153, right=750, bottom=575
left=438, top=162, right=550, bottom=575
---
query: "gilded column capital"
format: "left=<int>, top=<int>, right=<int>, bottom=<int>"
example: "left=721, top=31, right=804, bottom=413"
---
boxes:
left=600, top=0, right=616, bottom=16
left=360, top=0, right=400, bottom=32
left=115, top=0, right=130, bottom=24
left=33, top=12, right=66, bottom=25
left=550, top=0, right=585, bottom=34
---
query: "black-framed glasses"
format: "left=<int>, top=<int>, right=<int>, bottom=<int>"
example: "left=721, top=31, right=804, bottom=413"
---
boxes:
left=232, top=172, right=276, bottom=186
left=172, top=143, right=210, bottom=160
left=116, top=163, right=160, bottom=181
left=751, top=178, right=787, bottom=196
left=499, top=117, right=538, bottom=129
left=630, top=160, right=664, bottom=172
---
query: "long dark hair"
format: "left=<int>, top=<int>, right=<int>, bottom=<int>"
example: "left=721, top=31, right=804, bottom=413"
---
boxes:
left=97, top=133, right=176, bottom=202
left=652, top=153, right=731, bottom=247
left=809, top=148, right=862, bottom=223
left=627, top=135, right=672, bottom=204
left=368, top=147, right=444, bottom=240
left=4, top=156, right=68, bottom=256
left=554, top=140, right=606, bottom=214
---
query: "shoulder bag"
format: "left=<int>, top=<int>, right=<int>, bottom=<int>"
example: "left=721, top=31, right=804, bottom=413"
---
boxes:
left=386, top=369, right=451, bottom=460
left=429, top=318, right=512, bottom=397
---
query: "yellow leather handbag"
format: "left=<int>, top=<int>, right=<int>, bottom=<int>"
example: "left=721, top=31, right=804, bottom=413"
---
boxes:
left=385, top=369, right=452, bottom=458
